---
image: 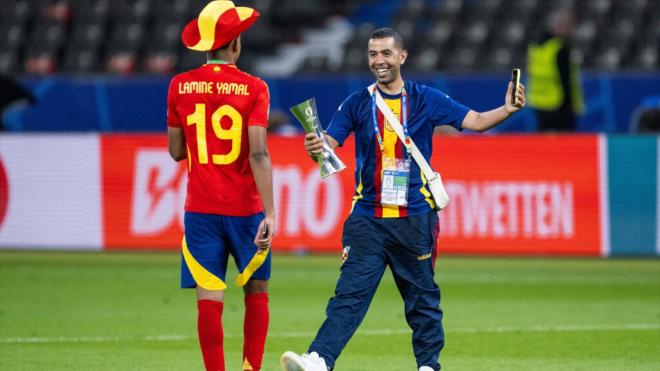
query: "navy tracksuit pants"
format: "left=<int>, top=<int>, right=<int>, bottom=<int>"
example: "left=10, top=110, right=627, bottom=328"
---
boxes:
left=309, top=210, right=443, bottom=370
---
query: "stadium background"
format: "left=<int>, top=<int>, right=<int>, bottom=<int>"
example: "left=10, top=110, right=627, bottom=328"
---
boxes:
left=0, top=1, right=659, bottom=370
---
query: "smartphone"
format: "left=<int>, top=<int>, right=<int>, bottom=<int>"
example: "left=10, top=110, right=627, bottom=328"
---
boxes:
left=261, top=222, right=269, bottom=239
left=511, top=68, right=520, bottom=105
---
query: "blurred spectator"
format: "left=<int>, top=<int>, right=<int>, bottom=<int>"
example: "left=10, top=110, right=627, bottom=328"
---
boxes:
left=526, top=7, right=584, bottom=132
left=637, top=110, right=660, bottom=132
left=0, top=74, right=35, bottom=131
left=42, top=1, right=72, bottom=23
left=631, top=96, right=660, bottom=133
left=268, top=108, right=301, bottom=136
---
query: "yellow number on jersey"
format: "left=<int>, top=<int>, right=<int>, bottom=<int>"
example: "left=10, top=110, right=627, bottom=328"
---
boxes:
left=187, top=103, right=209, bottom=164
left=186, top=103, right=243, bottom=165
left=211, top=104, right=242, bottom=164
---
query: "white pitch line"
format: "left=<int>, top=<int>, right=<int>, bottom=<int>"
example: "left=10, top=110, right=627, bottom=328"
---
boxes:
left=1, top=323, right=658, bottom=344
left=0, top=334, right=195, bottom=344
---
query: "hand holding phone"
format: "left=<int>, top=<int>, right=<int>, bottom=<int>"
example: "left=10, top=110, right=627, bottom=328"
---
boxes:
left=511, top=68, right=520, bottom=105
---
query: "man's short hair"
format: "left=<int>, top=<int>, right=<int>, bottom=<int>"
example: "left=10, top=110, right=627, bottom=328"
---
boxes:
left=370, top=27, right=405, bottom=50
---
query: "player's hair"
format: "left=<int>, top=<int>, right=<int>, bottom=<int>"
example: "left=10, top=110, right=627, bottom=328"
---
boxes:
left=209, top=37, right=238, bottom=54
left=370, top=27, right=405, bottom=50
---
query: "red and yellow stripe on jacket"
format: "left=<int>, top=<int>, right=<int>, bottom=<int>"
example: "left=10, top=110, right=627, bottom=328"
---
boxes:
left=373, top=97, right=409, bottom=218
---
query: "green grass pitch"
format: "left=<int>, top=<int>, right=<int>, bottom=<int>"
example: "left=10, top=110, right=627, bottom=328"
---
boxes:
left=0, top=251, right=659, bottom=370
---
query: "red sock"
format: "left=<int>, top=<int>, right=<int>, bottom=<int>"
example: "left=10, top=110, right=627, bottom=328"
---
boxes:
left=242, top=293, right=269, bottom=371
left=197, top=300, right=224, bottom=371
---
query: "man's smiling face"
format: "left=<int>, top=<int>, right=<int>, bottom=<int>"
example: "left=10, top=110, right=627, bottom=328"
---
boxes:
left=368, top=37, right=407, bottom=86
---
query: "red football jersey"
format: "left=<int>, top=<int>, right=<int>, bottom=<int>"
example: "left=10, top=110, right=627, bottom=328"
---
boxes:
left=167, top=62, right=269, bottom=216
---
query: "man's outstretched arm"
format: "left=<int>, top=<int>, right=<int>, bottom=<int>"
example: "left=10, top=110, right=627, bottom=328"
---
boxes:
left=461, top=82, right=526, bottom=132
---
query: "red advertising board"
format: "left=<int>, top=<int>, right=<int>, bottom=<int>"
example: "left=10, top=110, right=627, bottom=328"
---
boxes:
left=101, top=135, right=356, bottom=251
left=102, top=134, right=602, bottom=255
left=432, top=135, right=602, bottom=255
left=0, top=155, right=8, bottom=230
left=102, top=135, right=187, bottom=249
left=268, top=136, right=356, bottom=252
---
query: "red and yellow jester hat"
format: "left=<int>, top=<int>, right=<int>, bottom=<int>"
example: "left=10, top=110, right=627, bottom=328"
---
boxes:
left=181, top=1, right=260, bottom=51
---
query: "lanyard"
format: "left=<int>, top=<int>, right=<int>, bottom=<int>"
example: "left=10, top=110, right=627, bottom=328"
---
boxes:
left=371, top=85, right=411, bottom=156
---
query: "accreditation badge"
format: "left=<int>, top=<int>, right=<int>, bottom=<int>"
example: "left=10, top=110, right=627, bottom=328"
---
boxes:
left=380, top=157, right=411, bottom=206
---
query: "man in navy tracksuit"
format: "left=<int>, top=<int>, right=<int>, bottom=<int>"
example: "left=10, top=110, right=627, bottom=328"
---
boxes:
left=281, top=27, right=526, bottom=371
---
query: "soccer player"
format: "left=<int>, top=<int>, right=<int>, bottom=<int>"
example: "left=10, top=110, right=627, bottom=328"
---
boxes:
left=281, top=28, right=525, bottom=371
left=167, top=2, right=274, bottom=370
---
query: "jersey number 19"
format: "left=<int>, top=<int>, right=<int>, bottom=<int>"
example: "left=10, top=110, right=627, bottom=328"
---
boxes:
left=187, top=103, right=242, bottom=165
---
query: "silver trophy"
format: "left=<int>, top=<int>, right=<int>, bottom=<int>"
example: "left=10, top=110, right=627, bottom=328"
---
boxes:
left=290, top=98, right=346, bottom=178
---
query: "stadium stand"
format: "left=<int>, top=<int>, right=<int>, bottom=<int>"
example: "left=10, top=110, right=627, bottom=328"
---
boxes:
left=0, top=0, right=656, bottom=75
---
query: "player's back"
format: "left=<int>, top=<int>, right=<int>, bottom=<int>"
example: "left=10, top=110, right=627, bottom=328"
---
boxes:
left=167, top=63, right=270, bottom=216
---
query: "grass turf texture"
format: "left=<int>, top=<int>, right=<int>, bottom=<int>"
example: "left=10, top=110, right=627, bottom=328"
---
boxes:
left=0, top=251, right=659, bottom=371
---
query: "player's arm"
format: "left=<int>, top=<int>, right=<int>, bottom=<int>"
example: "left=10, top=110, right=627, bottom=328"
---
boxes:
left=166, top=78, right=186, bottom=161
left=461, top=81, right=526, bottom=132
left=168, top=127, right=186, bottom=161
left=248, top=125, right=275, bottom=248
left=304, top=132, right=338, bottom=161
